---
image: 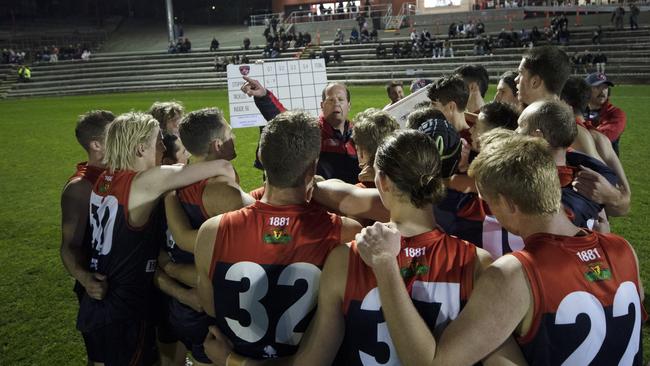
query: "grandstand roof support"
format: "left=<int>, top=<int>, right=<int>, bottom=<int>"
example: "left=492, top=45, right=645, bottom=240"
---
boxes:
left=165, top=0, right=175, bottom=43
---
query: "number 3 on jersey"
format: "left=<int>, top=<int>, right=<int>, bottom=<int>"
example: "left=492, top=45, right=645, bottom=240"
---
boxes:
left=359, top=282, right=460, bottom=366
left=224, top=262, right=320, bottom=345
left=89, top=193, right=118, bottom=258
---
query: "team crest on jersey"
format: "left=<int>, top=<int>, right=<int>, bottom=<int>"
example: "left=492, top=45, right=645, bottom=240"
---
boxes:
left=263, top=227, right=292, bottom=244
left=98, top=180, right=110, bottom=194
left=263, top=345, right=278, bottom=358
left=400, top=257, right=429, bottom=283
left=584, top=262, right=612, bottom=282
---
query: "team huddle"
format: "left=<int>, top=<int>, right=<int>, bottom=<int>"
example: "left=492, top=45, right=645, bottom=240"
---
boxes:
left=60, top=45, right=644, bottom=366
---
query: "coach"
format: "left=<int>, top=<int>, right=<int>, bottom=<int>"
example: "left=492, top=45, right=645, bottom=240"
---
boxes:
left=242, top=76, right=360, bottom=184
left=585, top=72, right=626, bottom=155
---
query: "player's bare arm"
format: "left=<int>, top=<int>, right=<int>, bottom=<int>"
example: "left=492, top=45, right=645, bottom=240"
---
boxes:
left=60, top=178, right=108, bottom=300
left=158, top=248, right=197, bottom=287
left=154, top=260, right=202, bottom=313
left=571, top=125, right=604, bottom=162
left=204, top=244, right=351, bottom=366
left=165, top=191, right=199, bottom=253
left=573, top=164, right=630, bottom=216
left=195, top=215, right=221, bottom=318
left=356, top=223, right=528, bottom=365
left=129, top=159, right=235, bottom=227
left=340, top=216, right=363, bottom=243
left=313, top=179, right=390, bottom=222
left=202, top=177, right=255, bottom=217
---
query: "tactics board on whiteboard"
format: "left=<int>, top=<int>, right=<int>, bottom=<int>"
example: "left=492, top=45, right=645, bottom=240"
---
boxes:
left=227, top=59, right=328, bottom=128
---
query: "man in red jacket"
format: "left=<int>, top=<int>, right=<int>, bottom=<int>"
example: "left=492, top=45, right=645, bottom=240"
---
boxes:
left=585, top=72, right=626, bottom=155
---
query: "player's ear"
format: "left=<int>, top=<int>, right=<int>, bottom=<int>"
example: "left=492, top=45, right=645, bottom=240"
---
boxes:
left=210, top=138, right=223, bottom=154
left=531, top=128, right=544, bottom=139
left=136, top=142, right=146, bottom=157
left=376, top=170, right=392, bottom=194
left=88, top=140, right=103, bottom=153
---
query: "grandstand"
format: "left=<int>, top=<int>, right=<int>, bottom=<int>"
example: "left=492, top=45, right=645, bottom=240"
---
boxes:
left=2, top=6, right=650, bottom=98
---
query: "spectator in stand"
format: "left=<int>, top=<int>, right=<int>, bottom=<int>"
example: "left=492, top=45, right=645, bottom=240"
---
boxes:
left=630, top=2, right=640, bottom=30
left=530, top=26, right=541, bottom=45
left=557, top=24, right=570, bottom=46
left=593, top=51, right=607, bottom=74
left=385, top=81, right=405, bottom=107
left=168, top=41, right=177, bottom=54
left=612, top=5, right=625, bottom=30
left=243, top=37, right=251, bottom=50
left=214, top=55, right=226, bottom=71
left=592, top=25, right=603, bottom=45
left=304, top=32, right=312, bottom=45
left=50, top=46, right=59, bottom=62
left=179, top=37, right=192, bottom=53
left=370, top=28, right=378, bottom=42
left=321, top=47, right=331, bottom=65
left=476, top=21, right=485, bottom=34
left=473, top=35, right=486, bottom=56
left=376, top=42, right=387, bottom=58
left=333, top=49, right=343, bottom=65
left=334, top=29, right=344, bottom=45
left=350, top=27, right=360, bottom=43
left=81, top=49, right=91, bottom=61
left=210, top=37, right=220, bottom=51
left=494, top=70, right=520, bottom=108
left=270, top=16, right=278, bottom=34
left=17, top=64, right=31, bottom=82
left=241, top=54, right=250, bottom=64
left=585, top=72, right=626, bottom=154
left=392, top=41, right=402, bottom=58
left=443, top=39, right=454, bottom=58
left=360, top=27, right=370, bottom=43
left=448, top=22, right=458, bottom=38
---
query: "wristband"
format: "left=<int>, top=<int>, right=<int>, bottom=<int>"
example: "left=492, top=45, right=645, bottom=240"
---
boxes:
left=226, top=353, right=248, bottom=366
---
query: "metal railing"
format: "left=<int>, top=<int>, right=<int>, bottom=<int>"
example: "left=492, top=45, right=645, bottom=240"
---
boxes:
left=282, top=4, right=392, bottom=25
left=249, top=12, right=284, bottom=27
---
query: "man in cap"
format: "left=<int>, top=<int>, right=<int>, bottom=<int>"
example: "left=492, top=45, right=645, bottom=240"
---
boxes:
left=585, top=72, right=626, bottom=155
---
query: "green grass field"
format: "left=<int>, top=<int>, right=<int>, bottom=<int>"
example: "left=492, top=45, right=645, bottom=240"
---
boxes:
left=0, top=85, right=648, bottom=364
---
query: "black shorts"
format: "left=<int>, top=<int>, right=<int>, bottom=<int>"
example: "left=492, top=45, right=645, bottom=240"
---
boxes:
left=82, top=319, right=158, bottom=366
left=166, top=298, right=211, bottom=363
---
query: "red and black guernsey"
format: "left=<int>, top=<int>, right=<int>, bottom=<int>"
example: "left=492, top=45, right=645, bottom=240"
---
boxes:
left=77, top=170, right=163, bottom=333
left=164, top=179, right=210, bottom=264
left=67, top=162, right=106, bottom=299
left=435, top=150, right=619, bottom=258
left=511, top=231, right=646, bottom=365
left=209, top=201, right=342, bottom=359
left=254, top=90, right=360, bottom=184
left=336, top=230, right=476, bottom=365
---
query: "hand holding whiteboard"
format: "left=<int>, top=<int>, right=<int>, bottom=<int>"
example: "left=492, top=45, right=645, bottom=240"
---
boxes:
left=227, top=59, right=328, bottom=128
left=382, top=84, right=432, bottom=129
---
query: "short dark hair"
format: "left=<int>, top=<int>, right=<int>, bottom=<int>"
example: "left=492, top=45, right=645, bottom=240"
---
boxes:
left=178, top=108, right=228, bottom=156
left=479, top=102, right=519, bottom=130
left=376, top=130, right=446, bottom=208
left=162, top=132, right=181, bottom=163
left=386, top=80, right=403, bottom=94
left=427, top=75, right=469, bottom=111
left=521, top=46, right=570, bottom=95
left=454, top=64, right=489, bottom=97
left=499, top=70, right=518, bottom=95
left=321, top=82, right=351, bottom=102
left=561, top=76, right=591, bottom=115
left=519, top=100, right=576, bottom=149
left=406, top=107, right=447, bottom=130
left=260, top=111, right=321, bottom=188
left=75, top=110, right=115, bottom=151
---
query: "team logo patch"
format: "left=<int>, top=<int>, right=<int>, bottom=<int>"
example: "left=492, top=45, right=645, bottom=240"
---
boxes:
left=584, top=262, right=612, bottom=282
left=98, top=181, right=110, bottom=194
left=239, top=65, right=250, bottom=76
left=400, top=257, right=429, bottom=283
left=263, top=227, right=292, bottom=244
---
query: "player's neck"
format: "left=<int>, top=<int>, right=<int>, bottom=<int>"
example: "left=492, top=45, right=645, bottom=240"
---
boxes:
left=261, top=184, right=308, bottom=206
left=451, top=112, right=469, bottom=132
left=389, top=202, right=436, bottom=238
left=552, top=148, right=567, bottom=167
left=516, top=212, right=581, bottom=240
left=87, top=152, right=105, bottom=169
left=531, top=91, right=558, bottom=104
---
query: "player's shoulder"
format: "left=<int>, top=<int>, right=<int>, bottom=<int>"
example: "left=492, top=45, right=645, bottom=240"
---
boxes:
left=62, top=176, right=93, bottom=199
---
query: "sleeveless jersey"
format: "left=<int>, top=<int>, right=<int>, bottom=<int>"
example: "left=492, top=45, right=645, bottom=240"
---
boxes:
left=163, top=179, right=210, bottom=264
left=209, top=200, right=342, bottom=359
left=67, top=162, right=106, bottom=299
left=338, top=229, right=477, bottom=365
left=512, top=231, right=645, bottom=365
left=77, top=170, right=162, bottom=332
left=435, top=151, right=618, bottom=258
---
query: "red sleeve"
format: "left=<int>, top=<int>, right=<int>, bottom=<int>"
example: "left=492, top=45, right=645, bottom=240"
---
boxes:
left=597, top=104, right=626, bottom=141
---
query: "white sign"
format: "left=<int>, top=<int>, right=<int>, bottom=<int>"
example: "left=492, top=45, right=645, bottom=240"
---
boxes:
left=383, top=84, right=432, bottom=129
left=227, top=59, right=328, bottom=128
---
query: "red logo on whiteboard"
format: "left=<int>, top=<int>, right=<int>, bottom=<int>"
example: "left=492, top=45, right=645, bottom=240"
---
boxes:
left=239, top=66, right=250, bottom=76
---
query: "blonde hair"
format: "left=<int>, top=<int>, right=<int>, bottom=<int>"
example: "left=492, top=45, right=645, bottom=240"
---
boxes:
left=352, top=109, right=400, bottom=163
left=468, top=129, right=561, bottom=215
left=149, top=101, right=184, bottom=131
left=103, top=112, right=159, bottom=171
